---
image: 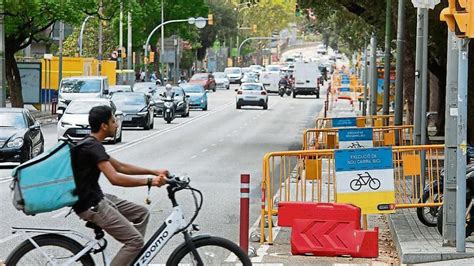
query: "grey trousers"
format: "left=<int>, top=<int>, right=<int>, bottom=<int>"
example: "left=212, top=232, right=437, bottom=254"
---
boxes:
left=77, top=194, right=149, bottom=266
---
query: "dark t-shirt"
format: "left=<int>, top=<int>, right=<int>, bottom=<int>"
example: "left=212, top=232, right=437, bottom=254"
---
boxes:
left=72, top=136, right=110, bottom=213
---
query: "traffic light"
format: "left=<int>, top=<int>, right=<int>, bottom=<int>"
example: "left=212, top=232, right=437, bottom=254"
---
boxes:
left=441, top=0, right=474, bottom=38
left=149, top=51, right=155, bottom=63
left=295, top=3, right=301, bottom=17
left=121, top=47, right=126, bottom=58
left=252, top=24, right=257, bottom=33
left=208, top=14, right=213, bottom=26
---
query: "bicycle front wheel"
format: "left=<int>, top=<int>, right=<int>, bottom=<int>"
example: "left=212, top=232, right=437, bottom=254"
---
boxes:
left=6, top=233, right=94, bottom=266
left=166, top=236, right=251, bottom=266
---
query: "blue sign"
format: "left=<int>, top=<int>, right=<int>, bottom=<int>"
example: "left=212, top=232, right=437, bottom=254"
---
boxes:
left=335, top=148, right=393, bottom=171
left=339, top=128, right=373, bottom=142
left=340, top=87, right=350, bottom=92
left=332, top=117, right=357, bottom=127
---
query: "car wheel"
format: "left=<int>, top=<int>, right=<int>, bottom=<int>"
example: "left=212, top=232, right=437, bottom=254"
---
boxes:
left=21, top=145, right=32, bottom=163
left=293, top=92, right=296, bottom=98
left=116, top=127, right=122, bottom=143
left=236, top=103, right=241, bottom=109
left=213, top=87, right=216, bottom=92
left=203, top=104, right=208, bottom=111
left=150, top=119, right=154, bottom=129
left=144, top=115, right=151, bottom=130
left=226, top=86, right=230, bottom=90
left=263, top=102, right=268, bottom=110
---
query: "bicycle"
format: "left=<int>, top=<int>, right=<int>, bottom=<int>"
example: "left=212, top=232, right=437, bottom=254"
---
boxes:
left=6, top=176, right=251, bottom=265
left=346, top=142, right=364, bottom=149
left=349, top=172, right=381, bottom=191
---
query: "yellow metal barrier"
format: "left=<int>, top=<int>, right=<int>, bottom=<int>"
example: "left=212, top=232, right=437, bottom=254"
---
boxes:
left=260, top=145, right=444, bottom=244
left=303, top=125, right=414, bottom=150
left=315, top=115, right=395, bottom=129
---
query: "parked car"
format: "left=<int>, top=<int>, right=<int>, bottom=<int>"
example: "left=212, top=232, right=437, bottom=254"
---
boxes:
left=57, top=76, right=110, bottom=117
left=132, top=82, right=158, bottom=98
left=224, top=67, right=243, bottom=84
left=111, top=92, right=154, bottom=130
left=57, top=99, right=123, bottom=143
left=180, top=84, right=208, bottom=111
left=189, top=73, right=216, bottom=91
left=235, top=83, right=268, bottom=110
left=212, top=72, right=230, bottom=90
left=0, top=108, right=44, bottom=163
left=109, top=85, right=133, bottom=95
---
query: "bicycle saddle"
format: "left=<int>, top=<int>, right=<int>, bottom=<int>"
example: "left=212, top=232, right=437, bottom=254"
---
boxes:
left=85, top=221, right=104, bottom=240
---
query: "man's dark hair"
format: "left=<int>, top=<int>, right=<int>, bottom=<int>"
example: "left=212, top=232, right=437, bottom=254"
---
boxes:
left=89, top=105, right=113, bottom=133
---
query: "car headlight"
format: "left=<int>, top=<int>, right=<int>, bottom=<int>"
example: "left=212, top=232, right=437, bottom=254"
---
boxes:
left=164, top=102, right=173, bottom=107
left=7, top=138, right=24, bottom=148
left=137, top=111, right=148, bottom=116
left=201, top=99, right=204, bottom=103
left=61, top=121, right=72, bottom=127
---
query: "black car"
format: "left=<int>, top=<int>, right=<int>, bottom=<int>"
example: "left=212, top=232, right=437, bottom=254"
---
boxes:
left=0, top=108, right=44, bottom=163
left=111, top=92, right=155, bottom=130
left=153, top=87, right=190, bottom=117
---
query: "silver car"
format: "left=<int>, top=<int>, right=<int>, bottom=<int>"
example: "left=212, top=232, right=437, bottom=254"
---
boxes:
left=212, top=72, right=230, bottom=89
left=235, top=83, right=268, bottom=110
left=57, top=99, right=123, bottom=143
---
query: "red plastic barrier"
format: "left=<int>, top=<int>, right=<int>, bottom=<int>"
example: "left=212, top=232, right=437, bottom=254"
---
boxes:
left=278, top=202, right=378, bottom=258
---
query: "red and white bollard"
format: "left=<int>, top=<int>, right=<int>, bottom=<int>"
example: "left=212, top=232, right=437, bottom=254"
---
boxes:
left=240, top=174, right=250, bottom=254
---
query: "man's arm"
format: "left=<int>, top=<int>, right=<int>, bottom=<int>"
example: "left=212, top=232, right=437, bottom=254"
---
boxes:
left=98, top=160, right=167, bottom=187
left=109, top=157, right=168, bottom=176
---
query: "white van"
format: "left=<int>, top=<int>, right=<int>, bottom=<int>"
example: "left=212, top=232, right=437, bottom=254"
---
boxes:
left=259, top=65, right=281, bottom=93
left=293, top=62, right=321, bottom=98
left=57, top=76, right=110, bottom=115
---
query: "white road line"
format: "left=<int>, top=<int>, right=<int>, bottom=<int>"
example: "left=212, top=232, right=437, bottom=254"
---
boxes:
left=190, top=155, right=197, bottom=159
left=219, top=139, right=224, bottom=142
left=211, top=143, right=217, bottom=147
left=201, top=149, right=208, bottom=153
left=0, top=234, right=20, bottom=244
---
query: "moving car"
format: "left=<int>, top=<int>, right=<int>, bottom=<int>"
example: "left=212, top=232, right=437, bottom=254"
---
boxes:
left=111, top=92, right=154, bottom=130
left=57, top=99, right=123, bottom=143
left=109, top=85, right=133, bottom=95
left=249, top=65, right=264, bottom=76
left=212, top=72, right=230, bottom=90
left=224, top=67, right=243, bottom=84
left=0, top=108, right=44, bottom=163
left=235, top=83, right=268, bottom=110
left=293, top=61, right=321, bottom=98
left=259, top=65, right=281, bottom=93
left=57, top=76, right=110, bottom=116
left=180, top=84, right=208, bottom=111
left=132, top=82, right=158, bottom=98
left=241, top=72, right=259, bottom=83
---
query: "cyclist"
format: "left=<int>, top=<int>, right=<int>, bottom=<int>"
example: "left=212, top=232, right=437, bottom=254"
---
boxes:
left=72, top=105, right=168, bottom=266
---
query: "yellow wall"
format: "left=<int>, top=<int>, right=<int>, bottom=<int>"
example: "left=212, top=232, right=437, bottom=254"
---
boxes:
left=41, top=57, right=117, bottom=90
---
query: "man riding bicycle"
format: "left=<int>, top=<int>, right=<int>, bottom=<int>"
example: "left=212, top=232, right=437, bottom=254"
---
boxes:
left=72, top=105, right=168, bottom=265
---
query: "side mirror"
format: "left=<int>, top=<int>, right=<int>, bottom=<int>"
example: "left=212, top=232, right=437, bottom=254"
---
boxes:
left=103, top=89, right=109, bottom=95
left=235, top=88, right=238, bottom=92
left=29, top=124, right=41, bottom=131
left=115, top=110, right=123, bottom=116
left=185, top=95, right=190, bottom=98
left=57, top=109, right=64, bottom=120
left=149, top=101, right=156, bottom=106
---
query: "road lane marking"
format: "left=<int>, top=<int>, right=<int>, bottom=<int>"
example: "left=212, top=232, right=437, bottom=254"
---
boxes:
left=211, top=143, right=217, bottom=147
left=201, top=149, right=208, bottom=153
left=219, top=139, right=224, bottom=142
left=190, top=155, right=197, bottom=159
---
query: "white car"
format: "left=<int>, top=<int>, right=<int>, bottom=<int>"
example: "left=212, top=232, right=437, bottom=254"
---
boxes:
left=57, top=98, right=123, bottom=143
left=212, top=72, right=230, bottom=89
left=224, top=67, right=243, bottom=84
left=249, top=65, right=264, bottom=75
left=235, top=83, right=268, bottom=110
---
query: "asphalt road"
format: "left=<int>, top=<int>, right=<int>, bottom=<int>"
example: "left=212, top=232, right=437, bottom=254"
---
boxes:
left=0, top=83, right=324, bottom=263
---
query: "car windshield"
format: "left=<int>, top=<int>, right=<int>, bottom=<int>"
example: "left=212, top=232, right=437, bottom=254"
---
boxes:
left=0, top=113, right=26, bottom=128
left=112, top=94, right=146, bottom=109
left=250, top=66, right=262, bottom=71
left=213, top=72, right=226, bottom=79
left=172, top=88, right=184, bottom=97
left=191, top=74, right=208, bottom=80
left=60, top=79, right=101, bottom=93
left=66, top=101, right=109, bottom=114
left=241, top=84, right=262, bottom=91
left=133, top=83, right=156, bottom=93
left=265, top=66, right=280, bottom=72
left=225, top=68, right=241, bottom=74
left=110, top=86, right=132, bottom=93
left=181, top=84, right=204, bottom=93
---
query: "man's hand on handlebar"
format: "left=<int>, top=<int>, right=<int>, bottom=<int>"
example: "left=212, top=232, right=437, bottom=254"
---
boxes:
left=152, top=174, right=168, bottom=187
left=153, top=169, right=169, bottom=177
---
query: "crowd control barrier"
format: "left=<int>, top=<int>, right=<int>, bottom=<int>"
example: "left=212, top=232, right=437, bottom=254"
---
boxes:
left=315, top=115, right=395, bottom=129
left=260, top=144, right=444, bottom=244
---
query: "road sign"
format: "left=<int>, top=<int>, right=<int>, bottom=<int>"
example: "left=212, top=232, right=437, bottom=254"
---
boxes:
left=339, top=86, right=350, bottom=92
left=335, top=147, right=395, bottom=214
left=332, top=117, right=357, bottom=127
left=339, top=128, right=373, bottom=149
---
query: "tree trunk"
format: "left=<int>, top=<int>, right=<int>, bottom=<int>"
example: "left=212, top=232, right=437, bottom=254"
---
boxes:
left=5, top=51, right=23, bottom=107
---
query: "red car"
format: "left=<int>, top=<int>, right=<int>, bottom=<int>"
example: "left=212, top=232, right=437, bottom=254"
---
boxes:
left=189, top=73, right=216, bottom=92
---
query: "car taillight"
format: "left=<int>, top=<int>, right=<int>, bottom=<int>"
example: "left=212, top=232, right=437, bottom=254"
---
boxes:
left=261, top=91, right=267, bottom=95
left=237, top=91, right=242, bottom=94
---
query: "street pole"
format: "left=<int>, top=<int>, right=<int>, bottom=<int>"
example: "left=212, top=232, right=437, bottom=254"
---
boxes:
left=58, top=21, right=64, bottom=88
left=382, top=0, right=392, bottom=119
left=456, top=38, right=469, bottom=253
left=79, top=16, right=92, bottom=57
left=413, top=8, right=426, bottom=145
left=161, top=0, right=165, bottom=81
left=362, top=40, right=368, bottom=116
left=98, top=0, right=103, bottom=75
left=237, top=37, right=281, bottom=66
left=127, top=11, right=133, bottom=84
left=0, top=1, right=6, bottom=107
left=420, top=9, right=429, bottom=146
left=369, top=33, right=377, bottom=116
left=442, top=31, right=459, bottom=248
left=118, top=2, right=123, bottom=85
left=394, top=0, right=406, bottom=126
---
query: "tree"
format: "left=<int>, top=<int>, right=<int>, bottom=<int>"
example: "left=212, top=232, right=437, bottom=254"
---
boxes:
left=3, top=0, right=124, bottom=107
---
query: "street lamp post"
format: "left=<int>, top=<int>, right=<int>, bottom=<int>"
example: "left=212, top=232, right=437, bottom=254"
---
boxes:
left=237, top=37, right=282, bottom=66
left=78, top=16, right=92, bottom=57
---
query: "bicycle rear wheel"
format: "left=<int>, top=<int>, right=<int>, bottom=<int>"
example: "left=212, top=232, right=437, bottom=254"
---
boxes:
left=6, top=233, right=94, bottom=266
left=166, top=236, right=251, bottom=266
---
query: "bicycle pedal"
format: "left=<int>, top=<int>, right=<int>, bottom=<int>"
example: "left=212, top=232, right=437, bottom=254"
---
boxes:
left=192, top=224, right=200, bottom=232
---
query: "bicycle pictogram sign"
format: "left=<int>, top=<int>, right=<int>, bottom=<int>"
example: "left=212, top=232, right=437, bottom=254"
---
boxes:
left=347, top=141, right=365, bottom=149
left=350, top=171, right=381, bottom=191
